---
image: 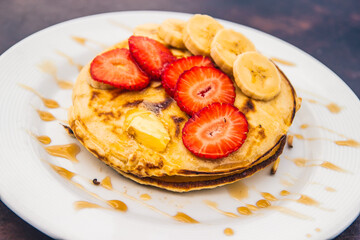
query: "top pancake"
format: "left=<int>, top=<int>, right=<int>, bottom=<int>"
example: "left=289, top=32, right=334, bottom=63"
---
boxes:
left=68, top=52, right=300, bottom=178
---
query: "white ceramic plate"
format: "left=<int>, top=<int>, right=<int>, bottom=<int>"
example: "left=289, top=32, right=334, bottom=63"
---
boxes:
left=0, top=11, right=359, bottom=240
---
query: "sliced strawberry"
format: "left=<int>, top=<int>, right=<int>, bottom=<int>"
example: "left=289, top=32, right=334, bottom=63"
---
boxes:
left=174, top=66, right=235, bottom=116
left=161, top=56, right=214, bottom=97
left=182, top=103, right=248, bottom=159
left=128, top=35, right=176, bottom=80
left=90, top=48, right=150, bottom=90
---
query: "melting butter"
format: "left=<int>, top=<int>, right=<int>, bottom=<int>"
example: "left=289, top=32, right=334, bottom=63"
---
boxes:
left=45, top=143, right=80, bottom=162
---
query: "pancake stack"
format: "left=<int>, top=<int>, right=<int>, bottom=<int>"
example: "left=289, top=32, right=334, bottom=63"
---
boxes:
left=68, top=14, right=301, bottom=192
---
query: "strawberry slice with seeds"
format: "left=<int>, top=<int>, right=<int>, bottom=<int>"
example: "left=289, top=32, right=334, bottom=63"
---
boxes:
left=161, top=56, right=214, bottom=97
left=182, top=103, right=248, bottom=159
left=128, top=35, right=176, bottom=80
left=90, top=48, right=150, bottom=90
left=174, top=66, right=235, bottom=116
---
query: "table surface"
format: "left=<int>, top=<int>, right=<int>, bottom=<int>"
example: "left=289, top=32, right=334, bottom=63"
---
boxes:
left=0, top=0, right=359, bottom=239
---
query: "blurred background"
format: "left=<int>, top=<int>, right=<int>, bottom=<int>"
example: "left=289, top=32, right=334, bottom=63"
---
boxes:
left=0, top=0, right=359, bottom=239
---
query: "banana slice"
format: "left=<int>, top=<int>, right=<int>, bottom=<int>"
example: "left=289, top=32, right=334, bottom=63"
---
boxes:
left=169, top=48, right=192, bottom=58
left=183, top=14, right=224, bottom=56
left=233, top=52, right=281, bottom=101
left=133, top=23, right=168, bottom=46
left=211, top=29, right=256, bottom=75
left=158, top=19, right=186, bottom=49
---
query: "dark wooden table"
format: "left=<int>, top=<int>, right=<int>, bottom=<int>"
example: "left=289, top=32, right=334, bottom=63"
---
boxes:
left=0, top=0, right=359, bottom=239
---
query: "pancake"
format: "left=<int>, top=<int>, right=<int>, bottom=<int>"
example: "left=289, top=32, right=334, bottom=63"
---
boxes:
left=68, top=53, right=300, bottom=179
left=118, top=135, right=286, bottom=192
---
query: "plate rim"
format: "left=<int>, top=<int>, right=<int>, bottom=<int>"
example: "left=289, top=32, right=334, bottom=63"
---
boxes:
left=0, top=10, right=359, bottom=240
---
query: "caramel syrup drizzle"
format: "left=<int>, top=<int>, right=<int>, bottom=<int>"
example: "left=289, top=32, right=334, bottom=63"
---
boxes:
left=299, top=124, right=360, bottom=148
left=108, top=19, right=133, bottom=32
left=285, top=157, right=348, bottom=173
left=225, top=184, right=313, bottom=220
left=56, top=50, right=83, bottom=72
left=203, top=200, right=238, bottom=218
left=303, top=98, right=342, bottom=114
left=19, top=84, right=60, bottom=108
left=270, top=57, right=295, bottom=66
left=71, top=36, right=109, bottom=49
left=28, top=131, right=52, bottom=145
left=49, top=163, right=127, bottom=212
left=36, top=109, right=56, bottom=121
left=37, top=60, right=73, bottom=89
left=51, top=163, right=199, bottom=223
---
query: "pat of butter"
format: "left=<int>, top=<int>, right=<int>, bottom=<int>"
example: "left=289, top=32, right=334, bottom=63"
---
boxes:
left=126, top=110, right=170, bottom=152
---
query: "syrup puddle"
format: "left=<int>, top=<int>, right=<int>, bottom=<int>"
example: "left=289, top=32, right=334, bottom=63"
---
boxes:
left=108, top=19, right=133, bottom=32
left=45, top=143, right=80, bottom=163
left=270, top=57, right=295, bottom=66
left=19, top=84, right=60, bottom=108
left=71, top=36, right=109, bottom=49
left=56, top=50, right=83, bottom=72
left=38, top=60, right=73, bottom=89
